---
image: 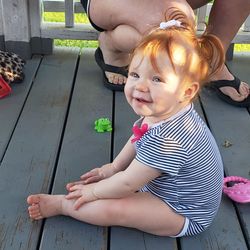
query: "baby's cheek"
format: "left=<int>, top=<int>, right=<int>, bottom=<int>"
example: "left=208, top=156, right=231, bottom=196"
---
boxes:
left=124, top=84, right=132, bottom=100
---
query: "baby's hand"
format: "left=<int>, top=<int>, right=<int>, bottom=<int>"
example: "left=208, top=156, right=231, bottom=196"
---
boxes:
left=66, top=168, right=104, bottom=191
left=80, top=168, right=105, bottom=184
left=65, top=183, right=97, bottom=210
left=66, top=164, right=117, bottom=191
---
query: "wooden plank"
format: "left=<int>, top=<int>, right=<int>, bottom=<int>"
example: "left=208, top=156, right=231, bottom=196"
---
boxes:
left=0, top=56, right=41, bottom=162
left=43, top=1, right=85, bottom=13
left=40, top=48, right=112, bottom=249
left=110, top=92, right=177, bottom=250
left=243, top=16, right=250, bottom=32
left=180, top=196, right=248, bottom=250
left=111, top=227, right=177, bottom=250
left=194, top=99, right=247, bottom=247
left=180, top=60, right=249, bottom=249
left=223, top=53, right=250, bottom=246
left=231, top=31, right=250, bottom=44
left=41, top=22, right=98, bottom=40
left=192, top=53, right=250, bottom=248
left=0, top=47, right=79, bottom=250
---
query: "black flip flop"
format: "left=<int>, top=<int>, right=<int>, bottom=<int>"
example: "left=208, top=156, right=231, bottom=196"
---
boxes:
left=209, top=76, right=250, bottom=107
left=94, top=47, right=128, bottom=91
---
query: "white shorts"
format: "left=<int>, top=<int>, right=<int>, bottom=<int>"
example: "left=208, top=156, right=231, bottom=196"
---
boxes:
left=171, top=217, right=189, bottom=238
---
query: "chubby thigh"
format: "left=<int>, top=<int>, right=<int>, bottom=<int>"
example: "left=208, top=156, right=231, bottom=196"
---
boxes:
left=69, top=191, right=185, bottom=236
left=88, top=0, right=195, bottom=33
left=109, top=191, right=185, bottom=236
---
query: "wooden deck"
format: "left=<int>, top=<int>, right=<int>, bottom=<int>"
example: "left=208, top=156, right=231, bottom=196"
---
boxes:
left=0, top=47, right=249, bottom=250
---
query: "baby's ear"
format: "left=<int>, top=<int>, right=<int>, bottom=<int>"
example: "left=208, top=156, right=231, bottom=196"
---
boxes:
left=183, top=81, right=199, bottom=101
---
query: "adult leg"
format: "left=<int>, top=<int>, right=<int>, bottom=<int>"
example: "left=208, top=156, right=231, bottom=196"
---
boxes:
left=27, top=192, right=185, bottom=236
left=208, top=0, right=250, bottom=103
left=98, top=25, right=141, bottom=85
left=187, top=0, right=209, bottom=9
left=188, top=0, right=250, bottom=104
left=89, top=0, right=195, bottom=86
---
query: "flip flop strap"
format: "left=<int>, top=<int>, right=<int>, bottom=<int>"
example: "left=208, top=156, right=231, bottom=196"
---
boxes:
left=102, top=63, right=128, bottom=77
left=210, top=76, right=241, bottom=91
left=95, top=48, right=128, bottom=77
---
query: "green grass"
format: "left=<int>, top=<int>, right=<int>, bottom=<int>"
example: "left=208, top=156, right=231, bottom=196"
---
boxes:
left=44, top=12, right=250, bottom=51
left=235, top=44, right=250, bottom=52
left=44, top=12, right=98, bottom=48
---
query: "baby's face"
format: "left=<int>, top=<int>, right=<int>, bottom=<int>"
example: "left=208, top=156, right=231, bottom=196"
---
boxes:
left=125, top=51, right=188, bottom=123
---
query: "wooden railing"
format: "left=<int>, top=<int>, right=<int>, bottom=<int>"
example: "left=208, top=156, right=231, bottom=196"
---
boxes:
left=0, top=0, right=249, bottom=59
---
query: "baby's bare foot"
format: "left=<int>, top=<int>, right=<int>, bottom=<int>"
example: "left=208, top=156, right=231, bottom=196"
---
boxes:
left=27, top=194, right=64, bottom=220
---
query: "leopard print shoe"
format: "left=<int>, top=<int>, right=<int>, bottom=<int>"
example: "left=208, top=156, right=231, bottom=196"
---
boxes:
left=0, top=50, right=25, bottom=84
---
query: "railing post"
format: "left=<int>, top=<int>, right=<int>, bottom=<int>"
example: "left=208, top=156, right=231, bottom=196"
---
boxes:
left=196, top=5, right=207, bottom=31
left=65, top=0, right=74, bottom=28
left=1, top=0, right=31, bottom=58
left=0, top=0, right=5, bottom=50
left=29, top=0, right=53, bottom=55
left=243, top=16, right=250, bottom=32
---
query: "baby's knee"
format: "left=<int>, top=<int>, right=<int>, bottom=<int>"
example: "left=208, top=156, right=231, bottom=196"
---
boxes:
left=103, top=199, right=129, bottom=225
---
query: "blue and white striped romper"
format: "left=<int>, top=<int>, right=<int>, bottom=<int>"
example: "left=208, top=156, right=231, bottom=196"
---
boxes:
left=135, top=104, right=224, bottom=236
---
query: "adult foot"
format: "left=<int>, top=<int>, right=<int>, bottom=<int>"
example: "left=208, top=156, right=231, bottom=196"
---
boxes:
left=27, top=194, right=64, bottom=220
left=98, top=33, right=129, bottom=85
left=210, top=64, right=250, bottom=102
left=100, top=48, right=129, bottom=85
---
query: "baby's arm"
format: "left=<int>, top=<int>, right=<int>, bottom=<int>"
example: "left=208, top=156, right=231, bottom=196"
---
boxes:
left=94, top=159, right=160, bottom=198
left=67, top=159, right=160, bottom=209
left=67, top=136, right=136, bottom=189
left=112, top=135, right=137, bottom=171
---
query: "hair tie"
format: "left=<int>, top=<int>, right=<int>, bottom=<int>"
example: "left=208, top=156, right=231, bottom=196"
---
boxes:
left=159, top=20, right=182, bottom=30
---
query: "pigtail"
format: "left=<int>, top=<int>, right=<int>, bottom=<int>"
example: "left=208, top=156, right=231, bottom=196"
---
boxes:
left=197, top=32, right=225, bottom=82
left=165, top=8, right=225, bottom=83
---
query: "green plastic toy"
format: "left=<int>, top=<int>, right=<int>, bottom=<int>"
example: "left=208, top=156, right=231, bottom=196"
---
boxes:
left=94, top=118, right=112, bottom=132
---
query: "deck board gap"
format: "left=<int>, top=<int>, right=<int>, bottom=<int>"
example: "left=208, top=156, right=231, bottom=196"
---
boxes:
left=176, top=237, right=182, bottom=249
left=110, top=91, right=116, bottom=163
left=197, top=94, right=211, bottom=129
left=0, top=56, right=43, bottom=164
left=47, top=53, right=81, bottom=195
left=234, top=204, right=250, bottom=249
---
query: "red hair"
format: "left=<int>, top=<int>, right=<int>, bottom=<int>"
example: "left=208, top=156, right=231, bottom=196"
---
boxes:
left=130, top=9, right=225, bottom=87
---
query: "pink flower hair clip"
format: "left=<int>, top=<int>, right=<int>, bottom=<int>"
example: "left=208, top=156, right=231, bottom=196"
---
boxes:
left=131, top=123, right=149, bottom=143
left=223, top=176, right=250, bottom=203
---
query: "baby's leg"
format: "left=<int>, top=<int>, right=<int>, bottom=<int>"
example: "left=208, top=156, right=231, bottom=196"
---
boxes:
left=27, top=192, right=184, bottom=236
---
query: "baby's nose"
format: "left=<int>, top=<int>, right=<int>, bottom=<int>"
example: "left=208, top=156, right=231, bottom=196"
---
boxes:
left=135, top=80, right=149, bottom=92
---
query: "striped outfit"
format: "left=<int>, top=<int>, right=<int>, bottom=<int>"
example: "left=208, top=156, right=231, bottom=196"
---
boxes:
left=134, top=104, right=224, bottom=236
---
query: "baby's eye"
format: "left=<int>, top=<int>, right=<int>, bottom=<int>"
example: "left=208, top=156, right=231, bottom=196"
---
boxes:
left=152, top=76, right=163, bottom=83
left=129, top=71, right=139, bottom=78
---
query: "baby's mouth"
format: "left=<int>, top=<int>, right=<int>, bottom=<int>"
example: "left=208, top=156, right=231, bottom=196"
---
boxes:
left=134, top=97, right=151, bottom=103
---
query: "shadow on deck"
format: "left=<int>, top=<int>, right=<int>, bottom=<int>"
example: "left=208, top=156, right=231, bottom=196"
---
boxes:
left=0, top=47, right=249, bottom=250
